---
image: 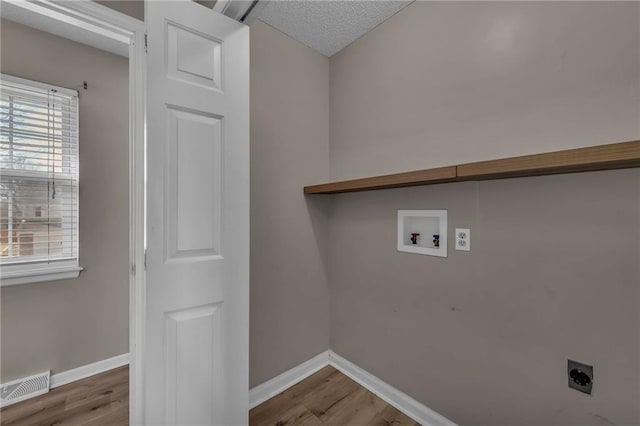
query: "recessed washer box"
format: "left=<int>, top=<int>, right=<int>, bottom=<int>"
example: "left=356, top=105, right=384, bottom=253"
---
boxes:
left=397, top=210, right=448, bottom=257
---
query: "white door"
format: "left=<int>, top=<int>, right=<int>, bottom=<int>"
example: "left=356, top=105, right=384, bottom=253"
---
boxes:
left=145, top=1, right=249, bottom=424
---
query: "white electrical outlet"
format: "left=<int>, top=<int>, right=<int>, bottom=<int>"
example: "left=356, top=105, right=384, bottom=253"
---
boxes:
left=455, top=228, right=470, bottom=251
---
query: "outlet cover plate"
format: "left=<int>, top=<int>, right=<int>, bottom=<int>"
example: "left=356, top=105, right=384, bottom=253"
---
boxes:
left=568, top=359, right=593, bottom=395
left=455, top=228, right=470, bottom=251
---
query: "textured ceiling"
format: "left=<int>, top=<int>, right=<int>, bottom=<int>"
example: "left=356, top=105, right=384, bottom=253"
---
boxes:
left=257, top=0, right=413, bottom=57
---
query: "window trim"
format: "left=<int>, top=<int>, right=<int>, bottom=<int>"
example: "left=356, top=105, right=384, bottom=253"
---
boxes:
left=1, top=261, right=83, bottom=286
left=1, top=74, right=81, bottom=286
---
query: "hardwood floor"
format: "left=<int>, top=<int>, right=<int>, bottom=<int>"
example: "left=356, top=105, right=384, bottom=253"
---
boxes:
left=1, top=364, right=416, bottom=425
left=250, top=366, right=420, bottom=426
left=0, top=366, right=128, bottom=426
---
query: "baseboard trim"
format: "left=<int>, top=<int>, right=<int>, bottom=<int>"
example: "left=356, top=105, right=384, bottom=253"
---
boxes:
left=249, top=350, right=455, bottom=426
left=50, top=353, right=130, bottom=389
left=249, top=351, right=330, bottom=409
left=328, top=351, right=456, bottom=426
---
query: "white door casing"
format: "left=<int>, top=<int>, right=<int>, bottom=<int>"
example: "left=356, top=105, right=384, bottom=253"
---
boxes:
left=145, top=1, right=249, bottom=424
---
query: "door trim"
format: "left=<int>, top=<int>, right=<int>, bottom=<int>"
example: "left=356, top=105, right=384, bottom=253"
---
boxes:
left=1, top=1, right=147, bottom=424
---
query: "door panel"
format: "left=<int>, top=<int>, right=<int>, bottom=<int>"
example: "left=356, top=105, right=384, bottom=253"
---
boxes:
left=145, top=1, right=249, bottom=424
left=165, top=106, right=222, bottom=261
left=167, top=23, right=222, bottom=90
left=164, top=303, right=223, bottom=425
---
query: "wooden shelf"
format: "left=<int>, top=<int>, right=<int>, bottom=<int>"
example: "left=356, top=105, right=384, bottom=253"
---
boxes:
left=304, top=140, right=640, bottom=194
left=456, top=140, right=640, bottom=180
left=304, top=166, right=457, bottom=194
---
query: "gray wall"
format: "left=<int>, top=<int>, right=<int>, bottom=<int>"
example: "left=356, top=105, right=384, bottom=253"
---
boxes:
left=1, top=19, right=129, bottom=382
left=95, top=0, right=144, bottom=21
left=330, top=1, right=639, bottom=180
left=249, top=20, right=331, bottom=388
left=328, top=2, right=640, bottom=424
left=330, top=172, right=640, bottom=425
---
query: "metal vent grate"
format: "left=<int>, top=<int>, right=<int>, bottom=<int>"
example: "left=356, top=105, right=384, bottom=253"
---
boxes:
left=1, top=371, right=50, bottom=407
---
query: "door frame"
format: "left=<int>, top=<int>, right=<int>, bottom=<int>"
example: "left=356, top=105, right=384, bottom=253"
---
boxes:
left=2, top=1, right=146, bottom=424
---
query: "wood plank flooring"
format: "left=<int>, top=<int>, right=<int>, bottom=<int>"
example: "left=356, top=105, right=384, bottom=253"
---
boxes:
left=1, top=364, right=417, bottom=425
left=250, top=366, right=420, bottom=426
left=0, top=366, right=128, bottom=426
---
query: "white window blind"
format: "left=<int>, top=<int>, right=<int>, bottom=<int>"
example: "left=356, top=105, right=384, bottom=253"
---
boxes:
left=0, top=74, right=80, bottom=284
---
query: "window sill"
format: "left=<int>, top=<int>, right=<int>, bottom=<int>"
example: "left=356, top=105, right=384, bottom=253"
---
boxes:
left=1, top=265, right=83, bottom=287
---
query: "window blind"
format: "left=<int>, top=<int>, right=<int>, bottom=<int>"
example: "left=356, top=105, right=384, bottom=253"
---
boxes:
left=0, top=74, right=79, bottom=269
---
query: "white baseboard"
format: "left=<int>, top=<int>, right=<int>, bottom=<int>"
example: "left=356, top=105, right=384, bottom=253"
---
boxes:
left=328, top=351, right=456, bottom=426
left=249, top=351, right=330, bottom=409
left=50, top=353, right=129, bottom=389
left=249, top=350, right=455, bottom=426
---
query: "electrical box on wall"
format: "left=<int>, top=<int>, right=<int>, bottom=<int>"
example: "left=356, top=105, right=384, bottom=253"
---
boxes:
left=397, top=210, right=447, bottom=257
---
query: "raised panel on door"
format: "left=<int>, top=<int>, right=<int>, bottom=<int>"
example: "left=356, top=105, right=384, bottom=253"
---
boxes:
left=165, top=106, right=222, bottom=262
left=164, top=303, right=223, bottom=425
left=167, top=21, right=223, bottom=91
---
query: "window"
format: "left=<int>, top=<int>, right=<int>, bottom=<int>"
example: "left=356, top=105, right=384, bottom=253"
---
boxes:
left=0, top=74, right=81, bottom=286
